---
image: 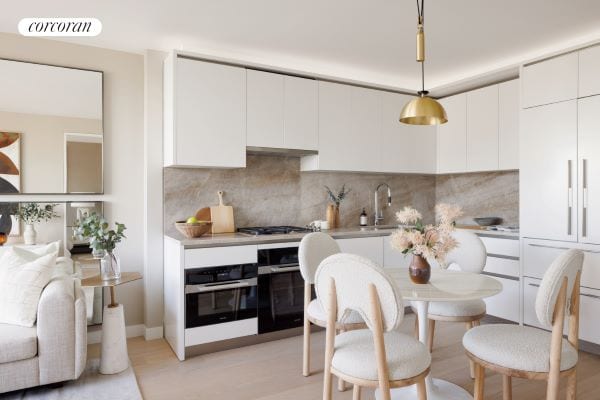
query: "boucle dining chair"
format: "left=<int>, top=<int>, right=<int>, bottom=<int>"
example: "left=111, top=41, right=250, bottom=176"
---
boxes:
left=413, top=230, right=487, bottom=376
left=463, top=249, right=584, bottom=400
left=298, top=232, right=364, bottom=379
left=316, top=253, right=431, bottom=400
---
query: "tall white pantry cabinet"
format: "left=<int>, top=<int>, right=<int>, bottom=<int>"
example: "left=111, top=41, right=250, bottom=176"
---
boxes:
left=520, top=45, right=600, bottom=345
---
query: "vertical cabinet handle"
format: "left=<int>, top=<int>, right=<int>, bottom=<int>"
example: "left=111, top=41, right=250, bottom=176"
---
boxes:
left=583, top=159, right=588, bottom=238
left=568, top=160, right=573, bottom=236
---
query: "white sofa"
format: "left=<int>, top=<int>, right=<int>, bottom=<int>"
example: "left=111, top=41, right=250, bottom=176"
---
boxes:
left=0, top=259, right=87, bottom=393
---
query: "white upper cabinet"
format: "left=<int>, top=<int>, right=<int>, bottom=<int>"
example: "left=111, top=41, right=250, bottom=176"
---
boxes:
left=246, top=70, right=284, bottom=148
left=302, top=81, right=381, bottom=172
left=466, top=85, right=499, bottom=172
left=381, top=92, right=436, bottom=174
left=578, top=95, right=600, bottom=245
left=579, top=45, right=600, bottom=98
left=520, top=100, right=578, bottom=242
left=246, top=70, right=318, bottom=151
left=164, top=56, right=246, bottom=168
left=498, top=79, right=520, bottom=170
left=437, top=93, right=467, bottom=174
left=522, top=52, right=578, bottom=108
left=283, top=76, right=318, bottom=150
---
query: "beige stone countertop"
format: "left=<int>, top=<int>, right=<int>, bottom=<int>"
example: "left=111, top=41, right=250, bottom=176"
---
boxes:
left=165, top=226, right=399, bottom=248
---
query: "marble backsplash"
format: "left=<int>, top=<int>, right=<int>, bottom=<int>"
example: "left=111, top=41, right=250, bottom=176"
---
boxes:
left=436, top=170, right=519, bottom=227
left=164, top=155, right=436, bottom=237
left=164, top=155, right=519, bottom=237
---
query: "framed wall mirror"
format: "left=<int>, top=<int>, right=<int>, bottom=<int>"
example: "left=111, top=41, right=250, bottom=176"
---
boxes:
left=0, top=58, right=103, bottom=194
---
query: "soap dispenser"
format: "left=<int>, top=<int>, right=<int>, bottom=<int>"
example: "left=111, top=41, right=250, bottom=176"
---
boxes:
left=360, top=208, right=368, bottom=226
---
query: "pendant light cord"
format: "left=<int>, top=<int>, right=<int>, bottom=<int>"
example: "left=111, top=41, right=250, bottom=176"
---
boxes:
left=417, top=0, right=426, bottom=95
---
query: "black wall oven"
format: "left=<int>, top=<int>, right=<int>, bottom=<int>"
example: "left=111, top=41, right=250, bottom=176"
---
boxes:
left=185, top=263, right=258, bottom=329
left=257, top=243, right=310, bottom=333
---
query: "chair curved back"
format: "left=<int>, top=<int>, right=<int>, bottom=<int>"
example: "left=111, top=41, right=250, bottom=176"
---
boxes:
left=298, top=232, right=340, bottom=284
left=315, top=253, right=403, bottom=332
left=444, top=230, right=487, bottom=273
left=535, top=249, right=584, bottom=329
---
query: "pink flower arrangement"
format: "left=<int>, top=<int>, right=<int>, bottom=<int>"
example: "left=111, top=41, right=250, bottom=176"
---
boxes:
left=390, top=204, right=463, bottom=265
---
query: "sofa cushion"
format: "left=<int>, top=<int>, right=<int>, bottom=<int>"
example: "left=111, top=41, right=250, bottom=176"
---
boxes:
left=0, top=249, right=58, bottom=327
left=0, top=323, right=37, bottom=363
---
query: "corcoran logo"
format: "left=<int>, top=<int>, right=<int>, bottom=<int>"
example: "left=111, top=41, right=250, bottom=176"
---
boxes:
left=18, top=18, right=102, bottom=37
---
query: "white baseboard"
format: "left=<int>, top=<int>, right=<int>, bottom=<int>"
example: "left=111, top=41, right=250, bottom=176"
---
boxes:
left=87, top=323, right=146, bottom=345
left=144, top=325, right=164, bottom=341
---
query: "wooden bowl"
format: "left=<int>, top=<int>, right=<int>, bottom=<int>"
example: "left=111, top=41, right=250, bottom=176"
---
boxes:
left=175, top=221, right=212, bottom=238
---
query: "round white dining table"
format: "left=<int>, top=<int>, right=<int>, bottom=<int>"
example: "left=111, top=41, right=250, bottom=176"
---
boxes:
left=375, top=268, right=503, bottom=400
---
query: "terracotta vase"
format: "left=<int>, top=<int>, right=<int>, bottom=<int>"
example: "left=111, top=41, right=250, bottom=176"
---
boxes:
left=326, top=204, right=340, bottom=229
left=409, top=254, right=431, bottom=284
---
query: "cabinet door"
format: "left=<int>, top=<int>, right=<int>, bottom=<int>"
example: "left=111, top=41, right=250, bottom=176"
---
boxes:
left=437, top=93, right=467, bottom=173
left=523, top=277, right=543, bottom=329
left=578, top=96, right=600, bottom=244
left=498, top=79, right=520, bottom=170
left=467, top=85, right=499, bottom=172
left=483, top=275, right=519, bottom=322
left=520, top=101, right=577, bottom=242
left=283, top=76, right=318, bottom=150
left=579, top=286, right=600, bottom=344
left=176, top=58, right=246, bottom=167
left=315, top=82, right=381, bottom=172
left=579, top=45, right=600, bottom=98
left=246, top=70, right=284, bottom=148
left=337, top=237, right=384, bottom=266
left=383, top=235, right=411, bottom=268
left=381, top=92, right=436, bottom=174
left=522, top=53, right=578, bottom=108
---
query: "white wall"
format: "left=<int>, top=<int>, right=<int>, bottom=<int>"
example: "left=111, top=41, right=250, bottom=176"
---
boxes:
left=0, top=33, right=145, bottom=326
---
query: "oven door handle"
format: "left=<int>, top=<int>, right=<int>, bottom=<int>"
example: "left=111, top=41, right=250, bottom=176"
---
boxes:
left=271, top=266, right=300, bottom=273
left=185, top=278, right=257, bottom=294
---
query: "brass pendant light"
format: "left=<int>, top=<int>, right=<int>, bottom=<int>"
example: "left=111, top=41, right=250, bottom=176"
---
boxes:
left=399, top=0, right=448, bottom=125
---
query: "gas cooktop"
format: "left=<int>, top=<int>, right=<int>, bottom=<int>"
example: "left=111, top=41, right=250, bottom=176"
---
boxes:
left=237, top=226, right=311, bottom=236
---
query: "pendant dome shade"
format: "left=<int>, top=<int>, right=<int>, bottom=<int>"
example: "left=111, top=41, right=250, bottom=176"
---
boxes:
left=399, top=94, right=448, bottom=125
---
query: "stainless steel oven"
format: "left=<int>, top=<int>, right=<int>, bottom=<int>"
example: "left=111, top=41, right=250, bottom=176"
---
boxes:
left=185, top=264, right=258, bottom=329
left=257, top=243, right=311, bottom=333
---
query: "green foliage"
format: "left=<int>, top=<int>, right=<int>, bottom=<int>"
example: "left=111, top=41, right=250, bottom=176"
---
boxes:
left=16, top=203, right=59, bottom=224
left=324, top=184, right=351, bottom=206
left=75, top=212, right=126, bottom=252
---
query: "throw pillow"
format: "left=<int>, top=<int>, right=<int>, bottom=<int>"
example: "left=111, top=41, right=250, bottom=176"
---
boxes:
left=0, top=249, right=58, bottom=327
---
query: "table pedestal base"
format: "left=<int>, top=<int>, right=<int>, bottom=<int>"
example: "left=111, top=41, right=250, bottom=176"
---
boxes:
left=100, top=304, right=129, bottom=374
left=375, top=378, right=472, bottom=400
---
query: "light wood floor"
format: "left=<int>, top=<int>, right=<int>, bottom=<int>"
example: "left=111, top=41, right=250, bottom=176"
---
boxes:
left=90, top=314, right=600, bottom=399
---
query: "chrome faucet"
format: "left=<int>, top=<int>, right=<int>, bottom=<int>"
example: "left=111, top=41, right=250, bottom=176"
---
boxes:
left=374, top=183, right=392, bottom=226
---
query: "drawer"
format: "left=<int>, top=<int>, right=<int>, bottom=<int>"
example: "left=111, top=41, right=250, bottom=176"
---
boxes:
left=523, top=277, right=543, bottom=329
left=484, top=276, right=519, bottom=322
left=522, top=239, right=600, bottom=289
left=484, top=256, right=519, bottom=278
left=184, top=245, right=258, bottom=268
left=480, top=236, right=519, bottom=257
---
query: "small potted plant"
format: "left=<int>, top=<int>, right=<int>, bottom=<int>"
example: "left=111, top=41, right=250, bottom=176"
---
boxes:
left=75, top=213, right=126, bottom=280
left=324, top=184, right=351, bottom=229
left=15, top=203, right=59, bottom=245
left=390, top=203, right=462, bottom=284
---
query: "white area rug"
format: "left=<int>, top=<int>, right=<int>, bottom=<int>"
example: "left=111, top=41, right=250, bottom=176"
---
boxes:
left=1, top=359, right=142, bottom=400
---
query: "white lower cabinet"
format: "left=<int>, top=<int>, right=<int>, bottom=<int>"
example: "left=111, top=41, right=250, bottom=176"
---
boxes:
left=483, top=276, right=519, bottom=322
left=523, top=277, right=543, bottom=329
left=336, top=236, right=384, bottom=266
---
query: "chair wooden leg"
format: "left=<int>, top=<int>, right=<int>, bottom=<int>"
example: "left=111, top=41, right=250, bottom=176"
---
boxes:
left=352, top=384, right=361, bottom=400
left=416, top=378, right=427, bottom=400
left=337, top=328, right=346, bottom=391
left=427, top=319, right=435, bottom=352
left=302, top=316, right=311, bottom=377
left=502, top=375, right=512, bottom=400
left=566, top=369, right=577, bottom=400
left=414, top=314, right=419, bottom=339
left=474, top=362, right=485, bottom=400
left=466, top=321, right=476, bottom=379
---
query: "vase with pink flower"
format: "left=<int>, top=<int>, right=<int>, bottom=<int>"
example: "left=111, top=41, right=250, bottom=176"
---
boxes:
left=390, top=203, right=463, bottom=284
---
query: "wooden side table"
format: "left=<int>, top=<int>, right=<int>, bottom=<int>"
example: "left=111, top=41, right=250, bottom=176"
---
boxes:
left=82, top=272, right=142, bottom=374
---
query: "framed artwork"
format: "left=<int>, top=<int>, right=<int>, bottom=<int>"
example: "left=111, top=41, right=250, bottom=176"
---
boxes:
left=0, top=132, right=20, bottom=193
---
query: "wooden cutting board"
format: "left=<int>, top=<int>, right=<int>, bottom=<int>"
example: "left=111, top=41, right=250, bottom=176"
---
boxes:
left=210, top=191, right=235, bottom=233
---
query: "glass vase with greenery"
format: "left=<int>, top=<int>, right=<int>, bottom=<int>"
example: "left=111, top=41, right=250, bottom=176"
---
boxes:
left=75, top=213, right=127, bottom=280
left=15, top=203, right=59, bottom=245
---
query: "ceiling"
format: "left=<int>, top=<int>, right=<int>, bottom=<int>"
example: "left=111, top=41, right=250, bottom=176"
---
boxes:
left=2, top=1, right=600, bottom=95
